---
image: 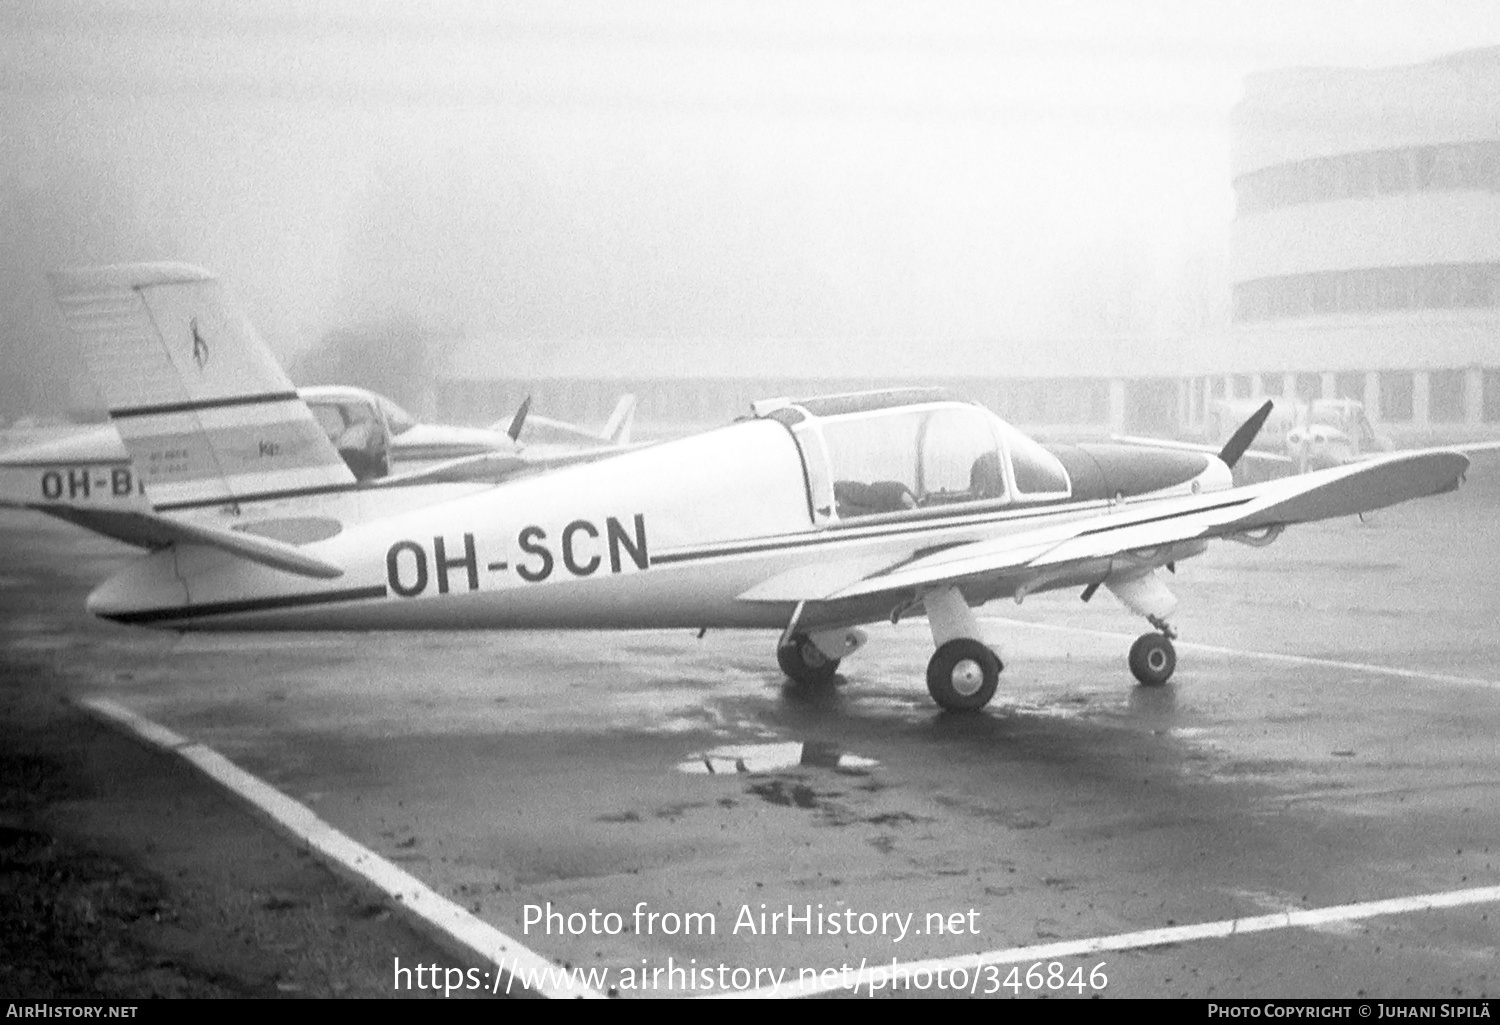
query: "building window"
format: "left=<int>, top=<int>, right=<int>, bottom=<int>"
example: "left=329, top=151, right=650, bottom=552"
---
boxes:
left=1235, top=140, right=1500, bottom=214
left=1296, top=373, right=1322, bottom=402
left=1379, top=371, right=1414, bottom=422
left=1260, top=374, right=1284, bottom=397
left=1483, top=369, right=1500, bottom=423
left=1335, top=372, right=1364, bottom=401
left=1233, top=264, right=1500, bottom=322
left=1428, top=369, right=1466, bottom=424
left=1232, top=374, right=1253, bottom=399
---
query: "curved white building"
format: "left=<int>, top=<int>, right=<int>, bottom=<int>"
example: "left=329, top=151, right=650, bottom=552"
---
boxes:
left=1221, top=47, right=1500, bottom=440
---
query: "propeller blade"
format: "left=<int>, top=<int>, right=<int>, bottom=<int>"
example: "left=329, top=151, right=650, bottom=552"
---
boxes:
left=1218, top=399, right=1275, bottom=470
left=506, top=395, right=533, bottom=442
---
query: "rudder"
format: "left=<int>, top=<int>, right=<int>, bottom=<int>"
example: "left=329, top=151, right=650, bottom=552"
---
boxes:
left=49, top=263, right=354, bottom=511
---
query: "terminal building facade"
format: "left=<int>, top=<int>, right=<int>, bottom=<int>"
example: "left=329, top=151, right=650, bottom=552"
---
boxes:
left=1201, top=47, right=1500, bottom=444
left=436, top=48, right=1500, bottom=443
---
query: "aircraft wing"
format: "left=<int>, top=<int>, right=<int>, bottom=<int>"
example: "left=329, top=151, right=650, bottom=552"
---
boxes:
left=740, top=450, right=1468, bottom=605
left=1110, top=433, right=1296, bottom=467
left=374, top=442, right=638, bottom=487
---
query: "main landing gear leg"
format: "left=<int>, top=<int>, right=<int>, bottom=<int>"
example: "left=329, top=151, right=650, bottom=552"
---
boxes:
left=1106, top=572, right=1180, bottom=687
left=921, top=586, right=1002, bottom=712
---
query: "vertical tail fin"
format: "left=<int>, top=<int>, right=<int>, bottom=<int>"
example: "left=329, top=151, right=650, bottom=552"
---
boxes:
left=49, top=263, right=354, bottom=511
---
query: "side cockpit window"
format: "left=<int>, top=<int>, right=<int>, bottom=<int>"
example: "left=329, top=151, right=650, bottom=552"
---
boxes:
left=309, top=398, right=391, bottom=482
left=816, top=405, right=1010, bottom=520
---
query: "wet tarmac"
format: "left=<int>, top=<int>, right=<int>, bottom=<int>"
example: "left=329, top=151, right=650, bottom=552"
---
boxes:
left=2, top=459, right=1498, bottom=998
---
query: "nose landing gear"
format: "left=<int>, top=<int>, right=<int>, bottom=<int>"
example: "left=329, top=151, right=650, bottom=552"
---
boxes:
left=777, top=632, right=840, bottom=686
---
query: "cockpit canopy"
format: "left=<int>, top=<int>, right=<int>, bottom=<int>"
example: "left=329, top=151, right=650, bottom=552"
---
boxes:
left=758, top=390, right=1070, bottom=524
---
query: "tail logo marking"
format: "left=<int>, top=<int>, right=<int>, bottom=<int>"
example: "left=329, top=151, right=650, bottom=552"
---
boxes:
left=190, top=317, right=209, bottom=370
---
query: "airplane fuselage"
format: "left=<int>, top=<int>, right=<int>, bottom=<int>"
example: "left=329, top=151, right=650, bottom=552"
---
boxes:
left=87, top=412, right=1230, bottom=633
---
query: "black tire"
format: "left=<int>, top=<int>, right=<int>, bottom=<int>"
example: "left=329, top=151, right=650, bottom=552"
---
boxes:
left=1128, top=632, right=1176, bottom=686
left=926, top=638, right=1002, bottom=712
left=777, top=633, right=840, bottom=685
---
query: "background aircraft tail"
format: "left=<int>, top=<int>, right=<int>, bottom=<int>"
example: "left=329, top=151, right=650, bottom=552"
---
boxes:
left=49, top=263, right=354, bottom=511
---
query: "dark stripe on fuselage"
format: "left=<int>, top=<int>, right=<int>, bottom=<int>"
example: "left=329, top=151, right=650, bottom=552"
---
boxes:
left=152, top=481, right=357, bottom=512
left=100, top=584, right=389, bottom=625
left=649, top=498, right=1117, bottom=566
left=110, top=391, right=301, bottom=420
left=651, top=494, right=1253, bottom=570
left=1, top=458, right=131, bottom=469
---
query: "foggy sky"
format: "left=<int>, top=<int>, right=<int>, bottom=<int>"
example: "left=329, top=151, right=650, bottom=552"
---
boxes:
left=4, top=1, right=1499, bottom=415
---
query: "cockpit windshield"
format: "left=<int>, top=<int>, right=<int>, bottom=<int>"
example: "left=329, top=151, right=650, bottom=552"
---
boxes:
left=816, top=405, right=1009, bottom=519
left=375, top=394, right=417, bottom=436
left=992, top=420, right=1071, bottom=495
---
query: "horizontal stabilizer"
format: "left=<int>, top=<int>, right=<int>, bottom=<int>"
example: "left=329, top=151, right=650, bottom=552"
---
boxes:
left=35, top=506, right=343, bottom=579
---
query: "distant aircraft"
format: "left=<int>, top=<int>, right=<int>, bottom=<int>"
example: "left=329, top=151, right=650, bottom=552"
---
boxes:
left=22, top=264, right=1480, bottom=712
left=1116, top=395, right=1500, bottom=476
left=1, top=359, right=635, bottom=515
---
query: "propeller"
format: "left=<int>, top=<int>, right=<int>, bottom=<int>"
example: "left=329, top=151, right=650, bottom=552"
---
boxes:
left=505, top=395, right=533, bottom=442
left=1217, top=399, right=1274, bottom=470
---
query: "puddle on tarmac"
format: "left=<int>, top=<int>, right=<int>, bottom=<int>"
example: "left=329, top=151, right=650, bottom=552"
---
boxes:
left=677, top=740, right=878, bottom=775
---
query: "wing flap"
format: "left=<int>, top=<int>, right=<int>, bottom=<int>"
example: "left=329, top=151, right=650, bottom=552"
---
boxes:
left=736, top=554, right=910, bottom=602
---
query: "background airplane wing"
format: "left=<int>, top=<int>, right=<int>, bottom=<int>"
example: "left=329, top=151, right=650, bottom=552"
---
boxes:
left=1110, top=433, right=1296, bottom=468
left=375, top=442, right=639, bottom=487
left=740, top=450, right=1468, bottom=605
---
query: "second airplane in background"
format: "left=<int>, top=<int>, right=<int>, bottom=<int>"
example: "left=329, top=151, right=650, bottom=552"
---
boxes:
left=1, top=365, right=635, bottom=511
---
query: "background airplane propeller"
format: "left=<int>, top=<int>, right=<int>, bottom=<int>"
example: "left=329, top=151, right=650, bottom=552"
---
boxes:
left=506, top=395, right=533, bottom=442
left=1217, top=399, right=1275, bottom=470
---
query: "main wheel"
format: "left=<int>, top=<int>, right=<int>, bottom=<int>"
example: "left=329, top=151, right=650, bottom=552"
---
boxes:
left=926, top=638, right=1002, bottom=712
left=777, top=633, right=840, bottom=685
left=1128, top=632, right=1176, bottom=686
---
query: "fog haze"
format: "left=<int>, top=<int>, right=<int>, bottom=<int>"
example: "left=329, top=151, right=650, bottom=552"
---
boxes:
left=4, top=0, right=1498, bottom=415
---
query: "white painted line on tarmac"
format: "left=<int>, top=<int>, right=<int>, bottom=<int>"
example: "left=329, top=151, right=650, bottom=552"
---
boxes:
left=982, top=616, right=1500, bottom=690
left=79, top=696, right=602, bottom=1000
left=718, top=883, right=1500, bottom=999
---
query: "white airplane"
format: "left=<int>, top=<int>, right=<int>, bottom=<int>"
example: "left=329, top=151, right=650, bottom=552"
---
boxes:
left=1116, top=396, right=1500, bottom=476
left=25, top=263, right=1478, bottom=712
left=1, top=356, right=635, bottom=514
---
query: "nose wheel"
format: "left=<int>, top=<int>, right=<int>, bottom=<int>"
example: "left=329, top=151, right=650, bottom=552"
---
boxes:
left=777, top=632, right=840, bottom=686
left=1128, top=632, right=1176, bottom=686
left=927, top=638, right=1002, bottom=711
